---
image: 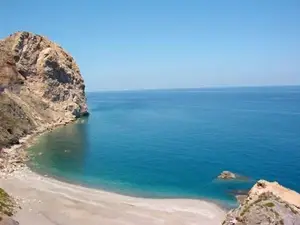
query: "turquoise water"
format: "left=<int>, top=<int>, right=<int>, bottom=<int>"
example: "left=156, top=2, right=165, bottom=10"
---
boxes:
left=28, top=86, right=300, bottom=206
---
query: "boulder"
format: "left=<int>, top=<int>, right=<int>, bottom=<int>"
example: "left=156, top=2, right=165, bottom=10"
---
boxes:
left=218, top=171, right=237, bottom=180
left=217, top=170, right=249, bottom=181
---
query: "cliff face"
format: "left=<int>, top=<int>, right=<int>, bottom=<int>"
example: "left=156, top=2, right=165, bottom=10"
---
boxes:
left=0, top=31, right=88, bottom=149
left=223, top=180, right=300, bottom=225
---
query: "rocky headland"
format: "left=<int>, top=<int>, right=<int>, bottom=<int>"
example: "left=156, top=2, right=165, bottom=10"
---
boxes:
left=0, top=31, right=88, bottom=223
left=0, top=31, right=89, bottom=168
left=223, top=180, right=300, bottom=225
left=0, top=31, right=88, bottom=149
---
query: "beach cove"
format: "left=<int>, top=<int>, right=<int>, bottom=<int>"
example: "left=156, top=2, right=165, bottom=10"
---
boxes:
left=27, top=87, right=300, bottom=204
left=1, top=26, right=300, bottom=224
left=1, top=167, right=226, bottom=225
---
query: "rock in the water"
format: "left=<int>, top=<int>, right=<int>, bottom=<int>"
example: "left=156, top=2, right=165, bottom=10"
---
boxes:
left=222, top=180, right=300, bottom=225
left=217, top=170, right=249, bottom=181
left=218, top=171, right=237, bottom=179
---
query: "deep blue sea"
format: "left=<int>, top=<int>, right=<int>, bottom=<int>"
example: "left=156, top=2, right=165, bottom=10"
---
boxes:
left=28, top=86, right=300, bottom=207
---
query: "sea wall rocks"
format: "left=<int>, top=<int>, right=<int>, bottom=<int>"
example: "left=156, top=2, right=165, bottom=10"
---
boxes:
left=0, top=31, right=88, bottom=149
left=222, top=180, right=300, bottom=225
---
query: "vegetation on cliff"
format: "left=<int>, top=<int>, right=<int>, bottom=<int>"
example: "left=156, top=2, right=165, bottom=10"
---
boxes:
left=0, top=188, right=16, bottom=219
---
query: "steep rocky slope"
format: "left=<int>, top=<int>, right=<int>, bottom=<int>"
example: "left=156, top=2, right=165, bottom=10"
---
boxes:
left=0, top=188, right=18, bottom=224
left=0, top=31, right=88, bottom=149
left=223, top=180, right=300, bottom=225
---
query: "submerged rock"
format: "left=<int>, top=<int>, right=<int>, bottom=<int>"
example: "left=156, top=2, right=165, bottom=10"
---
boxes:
left=222, top=180, right=300, bottom=225
left=217, top=170, right=248, bottom=181
left=218, top=171, right=238, bottom=180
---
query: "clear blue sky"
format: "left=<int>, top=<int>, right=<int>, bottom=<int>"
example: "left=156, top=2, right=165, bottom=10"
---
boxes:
left=1, top=0, right=300, bottom=91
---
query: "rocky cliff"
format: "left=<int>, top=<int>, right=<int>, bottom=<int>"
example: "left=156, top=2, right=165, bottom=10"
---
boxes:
left=223, top=180, right=300, bottom=225
left=0, top=188, right=18, bottom=224
left=0, top=31, right=88, bottom=149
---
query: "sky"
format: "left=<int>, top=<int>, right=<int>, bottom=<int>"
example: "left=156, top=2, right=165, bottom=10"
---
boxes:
left=1, top=0, right=300, bottom=91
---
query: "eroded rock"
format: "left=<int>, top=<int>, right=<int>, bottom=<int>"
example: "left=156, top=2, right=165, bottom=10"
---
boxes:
left=222, top=180, right=300, bottom=225
left=218, top=171, right=237, bottom=180
left=0, top=188, right=17, bottom=219
left=217, top=170, right=249, bottom=181
left=0, top=31, right=88, bottom=149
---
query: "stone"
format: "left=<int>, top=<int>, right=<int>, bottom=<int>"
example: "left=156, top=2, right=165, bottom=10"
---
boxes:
left=218, top=171, right=237, bottom=180
left=217, top=170, right=249, bottom=181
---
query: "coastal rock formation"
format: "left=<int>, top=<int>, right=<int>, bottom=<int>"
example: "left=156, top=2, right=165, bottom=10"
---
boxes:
left=222, top=180, right=300, bottom=225
left=0, top=31, right=88, bottom=149
left=0, top=188, right=18, bottom=224
left=0, top=31, right=89, bottom=223
left=218, top=171, right=237, bottom=180
left=217, top=171, right=249, bottom=181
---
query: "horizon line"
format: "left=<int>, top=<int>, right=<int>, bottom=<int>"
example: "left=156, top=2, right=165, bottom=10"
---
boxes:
left=86, top=84, right=300, bottom=93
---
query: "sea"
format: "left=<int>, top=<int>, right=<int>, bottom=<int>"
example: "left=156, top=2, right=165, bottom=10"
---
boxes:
left=28, top=86, right=300, bottom=207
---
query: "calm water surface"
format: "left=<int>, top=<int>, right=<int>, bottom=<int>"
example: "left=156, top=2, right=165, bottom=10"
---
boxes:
left=28, top=86, right=300, bottom=206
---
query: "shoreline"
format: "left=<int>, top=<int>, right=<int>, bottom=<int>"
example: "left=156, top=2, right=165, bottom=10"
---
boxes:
left=0, top=120, right=227, bottom=224
left=28, top=163, right=234, bottom=211
left=1, top=167, right=226, bottom=225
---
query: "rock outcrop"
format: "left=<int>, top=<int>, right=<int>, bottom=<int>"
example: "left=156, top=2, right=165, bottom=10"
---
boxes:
left=0, top=188, right=18, bottom=224
left=218, top=171, right=238, bottom=180
left=0, top=31, right=88, bottom=149
left=223, top=180, right=300, bottom=225
left=217, top=171, right=249, bottom=181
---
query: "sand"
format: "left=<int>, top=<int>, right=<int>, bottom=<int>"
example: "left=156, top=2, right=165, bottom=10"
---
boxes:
left=0, top=167, right=226, bottom=225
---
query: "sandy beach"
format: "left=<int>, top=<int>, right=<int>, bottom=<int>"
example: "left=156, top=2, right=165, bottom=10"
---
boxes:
left=0, top=166, right=226, bottom=225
